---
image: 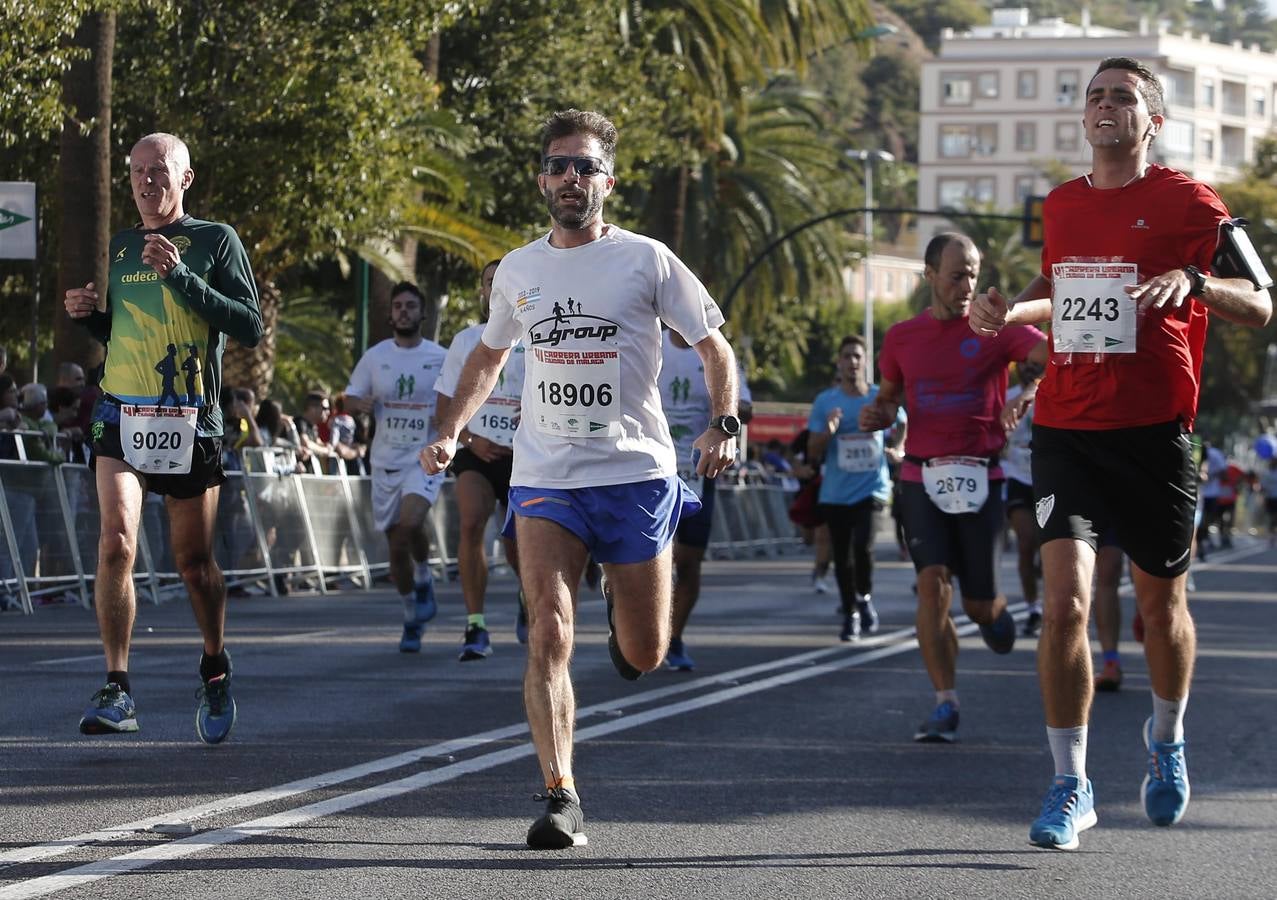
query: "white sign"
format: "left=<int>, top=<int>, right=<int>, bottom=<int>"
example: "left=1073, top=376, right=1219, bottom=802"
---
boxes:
left=0, top=181, right=37, bottom=260
left=1051, top=261, right=1138, bottom=354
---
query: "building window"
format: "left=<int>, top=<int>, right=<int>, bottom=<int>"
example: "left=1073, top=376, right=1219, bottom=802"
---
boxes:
left=942, top=73, right=972, bottom=105
left=1017, top=70, right=1038, bottom=99
left=1201, top=77, right=1215, bottom=109
left=977, top=72, right=999, bottom=99
left=938, top=177, right=996, bottom=210
left=1055, top=121, right=1079, bottom=153
left=1164, top=69, right=1194, bottom=108
left=1254, top=88, right=1267, bottom=119
left=940, top=124, right=998, bottom=158
left=1202, top=131, right=1215, bottom=163
left=1222, top=80, right=1245, bottom=117
left=1014, top=175, right=1037, bottom=203
left=1056, top=69, right=1080, bottom=107
left=1161, top=120, right=1194, bottom=159
left=1015, top=122, right=1036, bottom=152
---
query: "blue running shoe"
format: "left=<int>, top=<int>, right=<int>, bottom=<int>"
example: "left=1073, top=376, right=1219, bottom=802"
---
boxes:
left=1029, top=775, right=1097, bottom=850
left=664, top=637, right=695, bottom=671
left=980, top=608, right=1017, bottom=654
left=79, top=682, right=139, bottom=734
left=413, top=577, right=438, bottom=625
left=399, top=621, right=423, bottom=653
left=913, top=700, right=959, bottom=743
left=459, top=624, right=492, bottom=661
left=196, top=667, right=237, bottom=745
left=516, top=590, right=529, bottom=645
left=1142, top=717, right=1190, bottom=826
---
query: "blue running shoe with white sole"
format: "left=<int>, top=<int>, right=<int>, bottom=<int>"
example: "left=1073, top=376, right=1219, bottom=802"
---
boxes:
left=1142, top=716, right=1190, bottom=826
left=979, top=608, right=1017, bottom=654
left=79, top=682, right=139, bottom=734
left=459, top=624, right=492, bottom=661
left=913, top=700, right=959, bottom=743
left=399, top=621, right=423, bottom=653
left=413, top=577, right=438, bottom=625
left=196, top=666, right=237, bottom=745
left=1030, top=775, right=1097, bottom=850
left=664, top=637, right=695, bottom=671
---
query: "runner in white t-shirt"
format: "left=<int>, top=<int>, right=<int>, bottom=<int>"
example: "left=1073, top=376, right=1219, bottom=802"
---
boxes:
left=659, top=328, right=753, bottom=671
left=420, top=110, right=741, bottom=851
left=435, top=258, right=528, bottom=661
left=344, top=282, right=447, bottom=653
left=1001, top=362, right=1043, bottom=636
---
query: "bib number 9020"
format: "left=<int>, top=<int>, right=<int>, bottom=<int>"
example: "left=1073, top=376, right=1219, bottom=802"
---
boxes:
left=131, top=431, right=183, bottom=451
left=536, top=380, right=613, bottom=408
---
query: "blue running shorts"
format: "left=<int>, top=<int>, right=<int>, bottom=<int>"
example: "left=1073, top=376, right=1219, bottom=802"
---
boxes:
left=503, top=476, right=701, bottom=564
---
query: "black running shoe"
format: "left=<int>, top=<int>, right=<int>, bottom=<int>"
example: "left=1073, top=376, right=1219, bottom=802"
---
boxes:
left=603, top=575, right=642, bottom=681
left=527, top=786, right=587, bottom=849
left=857, top=598, right=879, bottom=634
left=1022, top=610, right=1043, bottom=637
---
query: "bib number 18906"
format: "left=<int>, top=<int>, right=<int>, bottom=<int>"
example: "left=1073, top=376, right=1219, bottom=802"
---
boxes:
left=536, top=380, right=613, bottom=408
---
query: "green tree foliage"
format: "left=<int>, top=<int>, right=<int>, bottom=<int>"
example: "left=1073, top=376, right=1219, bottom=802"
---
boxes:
left=0, top=0, right=94, bottom=147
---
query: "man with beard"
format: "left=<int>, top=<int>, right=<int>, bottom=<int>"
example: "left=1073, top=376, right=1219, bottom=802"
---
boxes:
left=970, top=56, right=1272, bottom=850
left=344, top=282, right=448, bottom=652
left=420, top=109, right=741, bottom=850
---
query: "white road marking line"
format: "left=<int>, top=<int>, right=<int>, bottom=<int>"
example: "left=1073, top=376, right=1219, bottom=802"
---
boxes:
left=0, top=625, right=915, bottom=870
left=0, top=619, right=986, bottom=900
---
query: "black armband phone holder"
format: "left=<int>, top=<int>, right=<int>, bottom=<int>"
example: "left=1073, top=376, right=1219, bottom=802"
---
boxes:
left=1212, top=218, right=1274, bottom=290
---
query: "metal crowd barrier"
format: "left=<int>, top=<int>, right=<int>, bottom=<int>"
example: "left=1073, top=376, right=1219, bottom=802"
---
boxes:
left=0, top=447, right=803, bottom=615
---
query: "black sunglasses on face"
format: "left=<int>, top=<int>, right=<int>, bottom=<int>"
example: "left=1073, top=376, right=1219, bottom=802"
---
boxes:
left=542, top=155, right=610, bottom=177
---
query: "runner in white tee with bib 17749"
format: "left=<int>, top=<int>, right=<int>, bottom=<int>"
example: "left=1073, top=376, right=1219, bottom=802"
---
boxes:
left=420, top=109, right=741, bottom=851
left=344, top=282, right=448, bottom=653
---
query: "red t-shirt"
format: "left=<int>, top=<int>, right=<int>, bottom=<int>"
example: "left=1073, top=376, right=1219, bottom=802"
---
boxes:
left=879, top=310, right=1045, bottom=482
left=1034, top=165, right=1228, bottom=431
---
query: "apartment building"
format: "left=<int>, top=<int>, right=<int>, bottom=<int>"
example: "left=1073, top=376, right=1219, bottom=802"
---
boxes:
left=917, top=8, right=1277, bottom=239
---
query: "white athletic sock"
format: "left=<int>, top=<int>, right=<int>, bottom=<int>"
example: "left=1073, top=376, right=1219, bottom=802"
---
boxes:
left=413, top=559, right=433, bottom=586
left=401, top=592, right=416, bottom=623
left=936, top=689, right=958, bottom=708
left=1151, top=691, right=1187, bottom=744
left=1047, top=725, right=1088, bottom=781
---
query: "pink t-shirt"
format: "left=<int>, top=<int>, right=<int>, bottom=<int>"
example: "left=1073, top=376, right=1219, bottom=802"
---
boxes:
left=879, top=310, right=1045, bottom=482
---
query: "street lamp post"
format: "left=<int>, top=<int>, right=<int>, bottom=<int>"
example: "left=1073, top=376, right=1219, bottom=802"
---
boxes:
left=847, top=149, right=894, bottom=381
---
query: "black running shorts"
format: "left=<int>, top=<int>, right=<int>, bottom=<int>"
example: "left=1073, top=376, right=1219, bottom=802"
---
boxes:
left=450, top=446, right=513, bottom=504
left=898, top=480, right=1003, bottom=601
left=90, top=421, right=225, bottom=500
left=1031, top=420, right=1197, bottom=578
left=1004, top=478, right=1034, bottom=513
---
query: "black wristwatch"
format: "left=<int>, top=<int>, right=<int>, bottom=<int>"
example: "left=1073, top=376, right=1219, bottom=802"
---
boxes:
left=710, top=414, right=741, bottom=437
left=1183, top=265, right=1207, bottom=296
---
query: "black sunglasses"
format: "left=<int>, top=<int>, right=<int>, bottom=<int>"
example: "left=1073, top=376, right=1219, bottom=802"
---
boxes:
left=542, top=155, right=610, bottom=177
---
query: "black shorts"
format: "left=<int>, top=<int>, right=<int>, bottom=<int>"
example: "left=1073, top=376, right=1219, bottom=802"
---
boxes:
left=1005, top=478, right=1034, bottom=513
left=899, top=479, right=1003, bottom=601
left=450, top=446, right=513, bottom=504
left=1031, top=421, right=1196, bottom=578
left=90, top=422, right=225, bottom=500
left=675, top=477, right=716, bottom=549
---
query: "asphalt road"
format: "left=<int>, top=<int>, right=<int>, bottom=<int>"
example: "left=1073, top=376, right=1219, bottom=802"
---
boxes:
left=2, top=535, right=1275, bottom=900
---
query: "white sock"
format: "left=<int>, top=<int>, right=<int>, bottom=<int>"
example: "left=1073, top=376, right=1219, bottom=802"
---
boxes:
left=401, top=593, right=416, bottom=623
left=413, top=559, right=433, bottom=586
left=1026, top=601, right=1043, bottom=614
left=1151, top=691, right=1187, bottom=744
left=936, top=689, right=958, bottom=708
left=1047, top=725, right=1088, bottom=781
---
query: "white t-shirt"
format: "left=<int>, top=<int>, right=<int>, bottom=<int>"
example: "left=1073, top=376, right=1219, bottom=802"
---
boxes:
left=1001, top=383, right=1034, bottom=486
left=345, top=337, right=447, bottom=471
left=483, top=225, right=725, bottom=489
left=437, top=322, right=526, bottom=448
left=659, top=330, right=751, bottom=475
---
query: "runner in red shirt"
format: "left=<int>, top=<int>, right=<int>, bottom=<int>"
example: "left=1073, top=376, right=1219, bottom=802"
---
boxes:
left=970, top=56, right=1272, bottom=850
left=861, top=232, right=1046, bottom=744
